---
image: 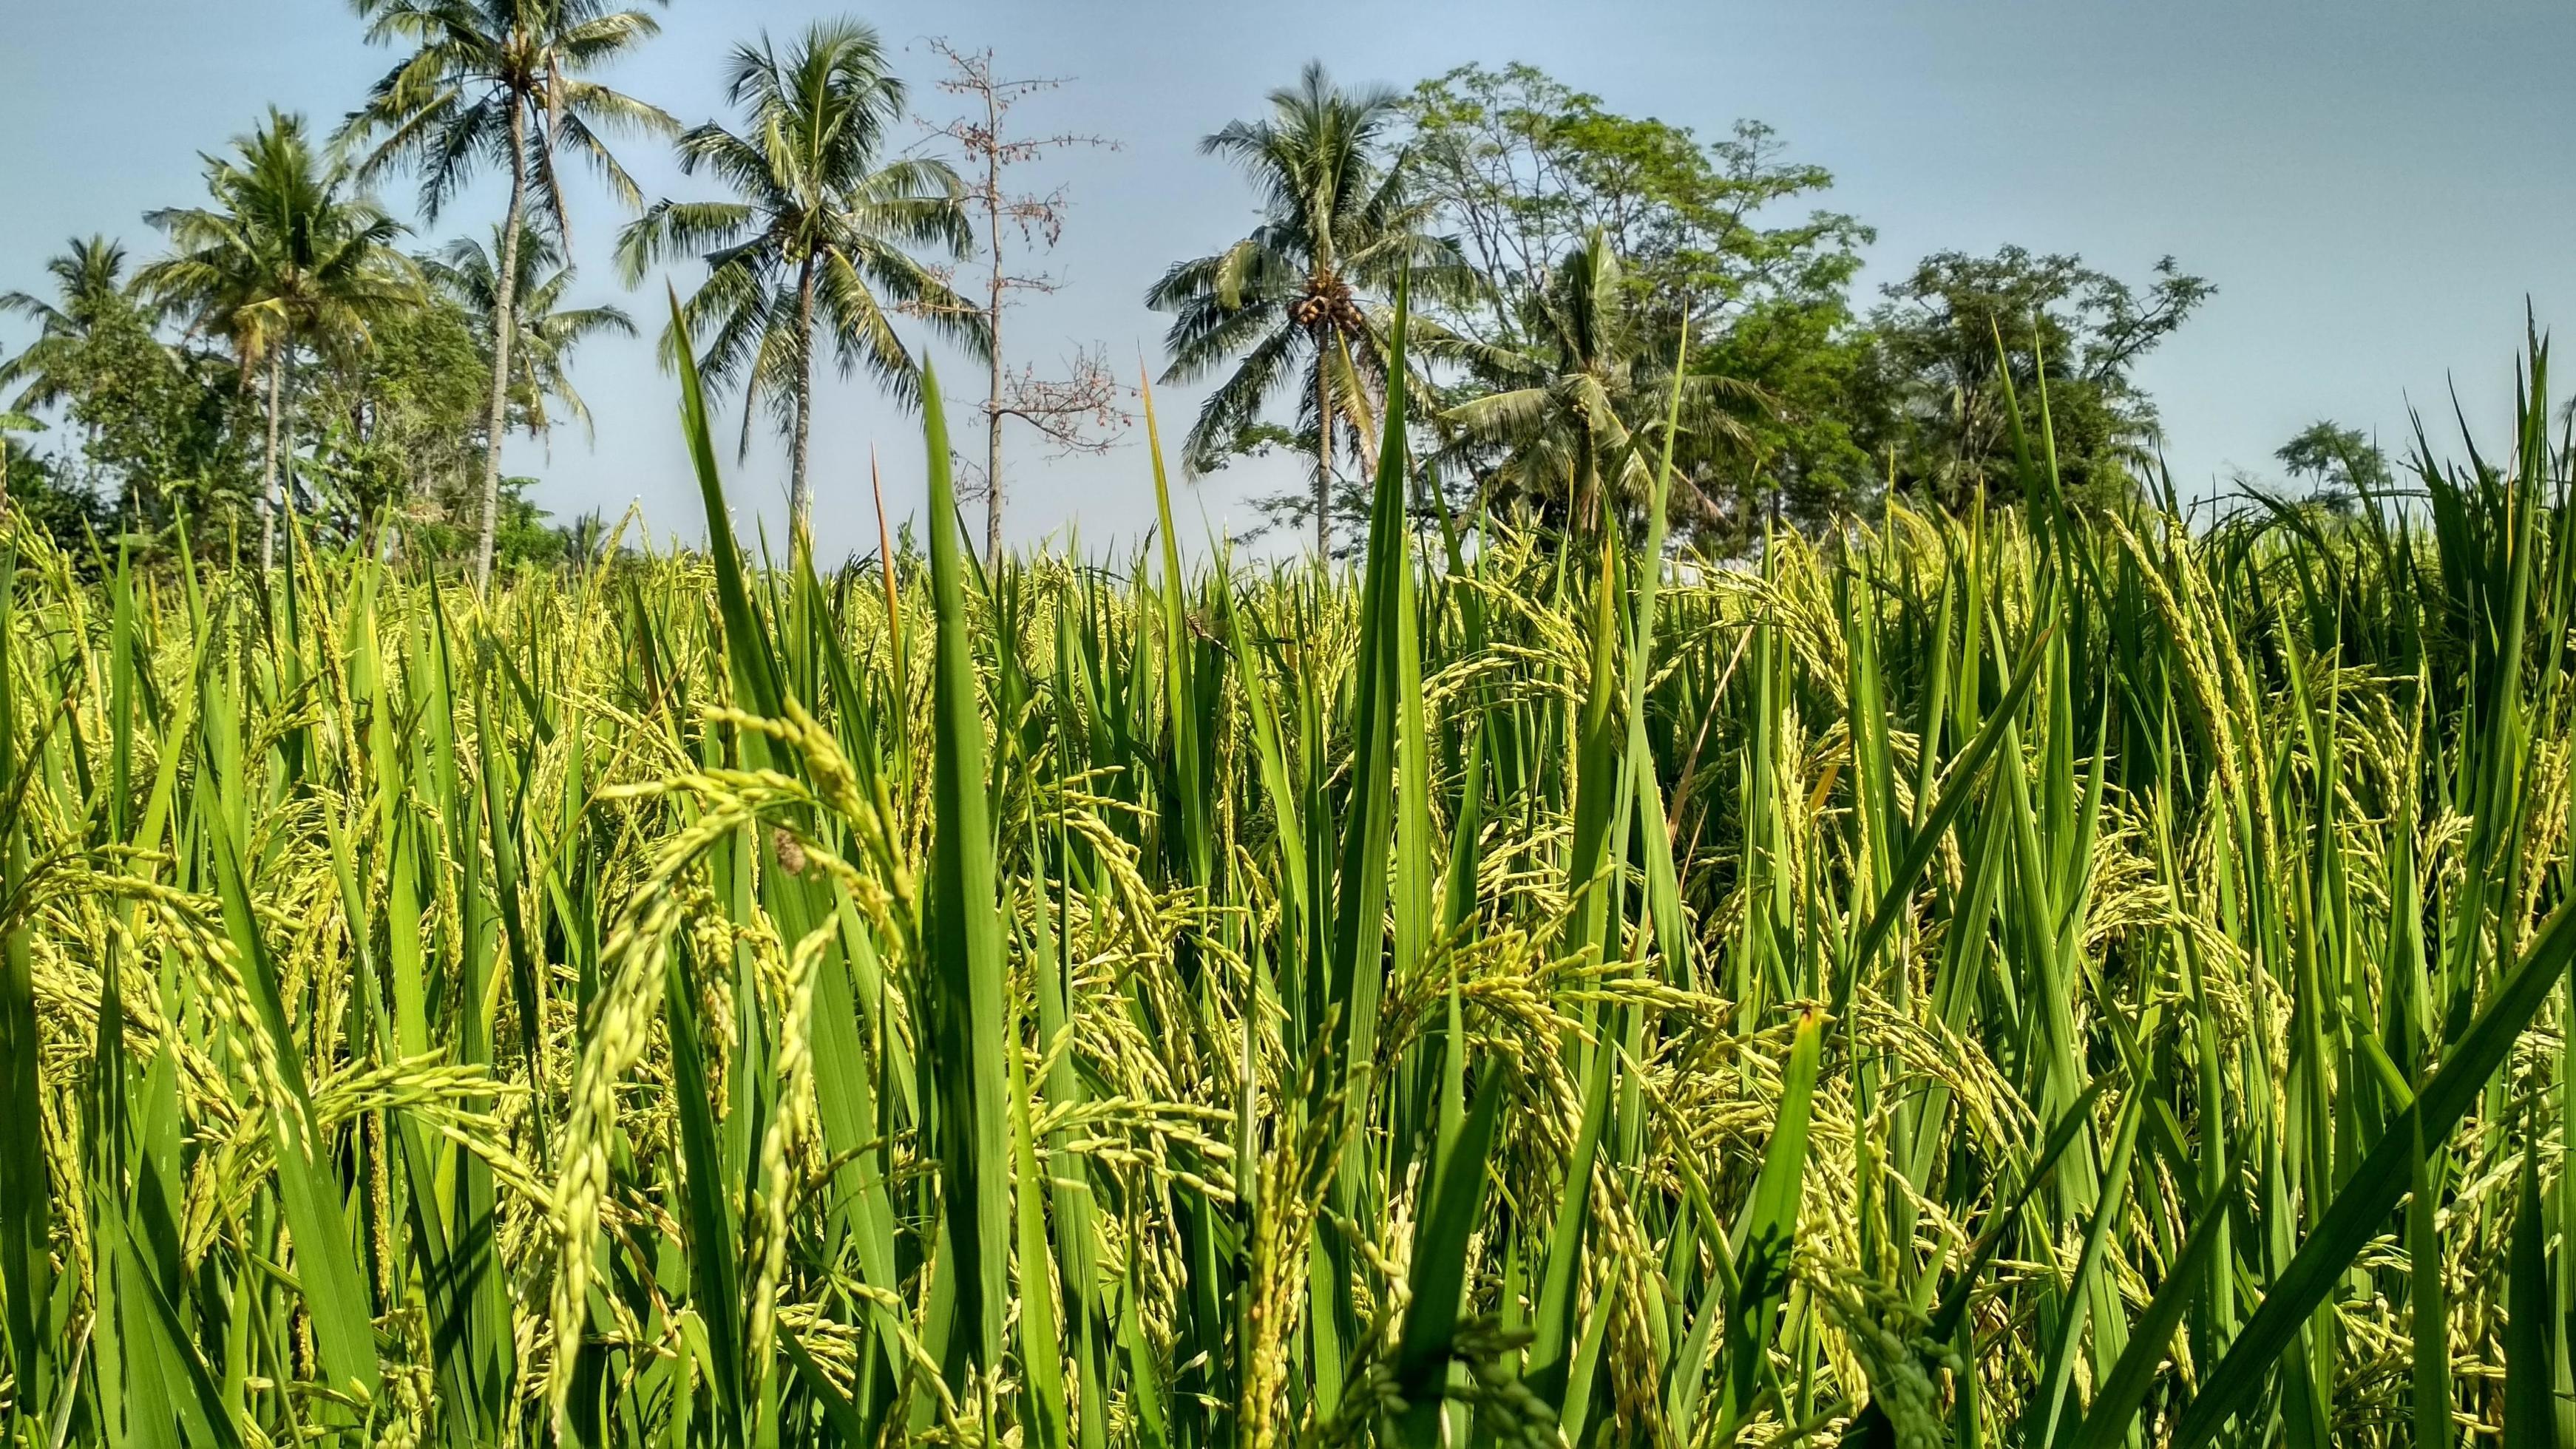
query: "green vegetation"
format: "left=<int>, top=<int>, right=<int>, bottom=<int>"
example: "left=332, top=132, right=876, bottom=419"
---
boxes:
left=1145, top=62, right=1465, bottom=552
left=614, top=18, right=985, bottom=548
left=1, top=21, right=2242, bottom=570
left=7, top=16, right=2576, bottom=1449
left=139, top=109, right=415, bottom=569
left=342, top=0, right=678, bottom=585
left=2, top=291, right=2575, bottom=1446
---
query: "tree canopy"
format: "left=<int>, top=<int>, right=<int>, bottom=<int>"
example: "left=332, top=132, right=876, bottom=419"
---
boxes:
left=2, top=45, right=2235, bottom=563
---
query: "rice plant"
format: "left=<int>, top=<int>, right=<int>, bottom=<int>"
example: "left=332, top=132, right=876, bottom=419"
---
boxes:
left=4, top=305, right=2575, bottom=1449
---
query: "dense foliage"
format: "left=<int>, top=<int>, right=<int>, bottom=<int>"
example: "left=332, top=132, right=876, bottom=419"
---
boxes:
left=3, top=313, right=2575, bottom=1449
left=7, top=21, right=2555, bottom=1448
left=6, top=15, right=2286, bottom=568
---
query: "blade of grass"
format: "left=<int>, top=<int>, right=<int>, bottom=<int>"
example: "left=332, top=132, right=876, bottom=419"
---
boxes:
left=2172, top=898, right=2576, bottom=1448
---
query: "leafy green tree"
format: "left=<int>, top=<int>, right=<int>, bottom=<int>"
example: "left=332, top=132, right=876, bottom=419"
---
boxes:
left=59, top=305, right=256, bottom=534
left=491, top=479, right=577, bottom=564
left=1856, top=245, right=2212, bottom=509
left=1687, top=290, right=1875, bottom=542
left=0, top=237, right=149, bottom=417
left=1404, top=64, right=1865, bottom=351
left=1431, top=228, right=1759, bottom=535
left=2, top=237, right=157, bottom=508
left=1148, top=61, right=1468, bottom=555
left=0, top=411, right=42, bottom=520
left=302, top=288, right=488, bottom=543
left=1, top=236, right=255, bottom=538
left=548, top=505, right=623, bottom=568
left=1403, top=63, right=1870, bottom=540
left=427, top=223, right=634, bottom=443
left=0, top=435, right=117, bottom=551
left=344, top=0, right=677, bottom=586
left=140, top=109, right=415, bottom=566
left=2275, top=419, right=2391, bottom=513
left=382, top=469, right=577, bottom=565
left=619, top=17, right=984, bottom=548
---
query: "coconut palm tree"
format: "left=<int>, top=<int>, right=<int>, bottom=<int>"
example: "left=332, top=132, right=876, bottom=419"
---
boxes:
left=0, top=237, right=145, bottom=414
left=1434, top=230, right=1760, bottom=536
left=343, top=0, right=677, bottom=586
left=617, top=17, right=984, bottom=548
left=1145, top=61, right=1466, bottom=557
left=142, top=109, right=413, bottom=567
left=1, top=238, right=156, bottom=501
left=426, top=223, right=634, bottom=444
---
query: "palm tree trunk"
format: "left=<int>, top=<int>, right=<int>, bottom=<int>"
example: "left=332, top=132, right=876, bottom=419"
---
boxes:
left=789, top=254, right=818, bottom=550
left=472, top=105, right=531, bottom=590
left=1313, top=327, right=1332, bottom=560
left=260, top=347, right=285, bottom=569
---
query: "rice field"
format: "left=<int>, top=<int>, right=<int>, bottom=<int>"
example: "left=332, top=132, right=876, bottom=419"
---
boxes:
left=6, top=322, right=2576, bottom=1449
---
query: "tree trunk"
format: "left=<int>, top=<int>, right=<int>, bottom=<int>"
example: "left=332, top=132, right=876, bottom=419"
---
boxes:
left=1314, top=327, right=1332, bottom=560
left=260, top=347, right=285, bottom=569
left=981, top=89, right=1007, bottom=573
left=472, top=105, right=530, bottom=590
left=788, top=254, right=818, bottom=550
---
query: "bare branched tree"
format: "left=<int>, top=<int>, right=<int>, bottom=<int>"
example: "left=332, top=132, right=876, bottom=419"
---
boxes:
left=993, top=346, right=1125, bottom=452
left=925, top=38, right=1126, bottom=566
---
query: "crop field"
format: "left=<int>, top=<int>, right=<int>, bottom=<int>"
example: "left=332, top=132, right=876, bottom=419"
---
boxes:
left=4, top=329, right=2576, bottom=1449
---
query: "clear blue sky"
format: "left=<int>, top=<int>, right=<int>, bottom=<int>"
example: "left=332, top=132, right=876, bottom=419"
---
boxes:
left=6, top=1, right=2572, bottom=561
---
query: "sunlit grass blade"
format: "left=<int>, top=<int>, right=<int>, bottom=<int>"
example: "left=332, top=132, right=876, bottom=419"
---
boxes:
left=2072, top=1161, right=2240, bottom=1449
left=1720, top=1005, right=1823, bottom=1435
left=1011, top=975, right=1070, bottom=1449
left=1393, top=1068, right=1508, bottom=1447
left=918, top=359, right=1013, bottom=1394
left=2172, top=898, right=2576, bottom=1448
left=204, top=799, right=382, bottom=1408
left=2506, top=1139, right=2557, bottom=1449
left=0, top=549, right=52, bottom=1418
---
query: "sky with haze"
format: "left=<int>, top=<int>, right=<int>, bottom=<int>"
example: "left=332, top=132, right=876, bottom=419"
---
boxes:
left=5, top=0, right=2572, bottom=562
